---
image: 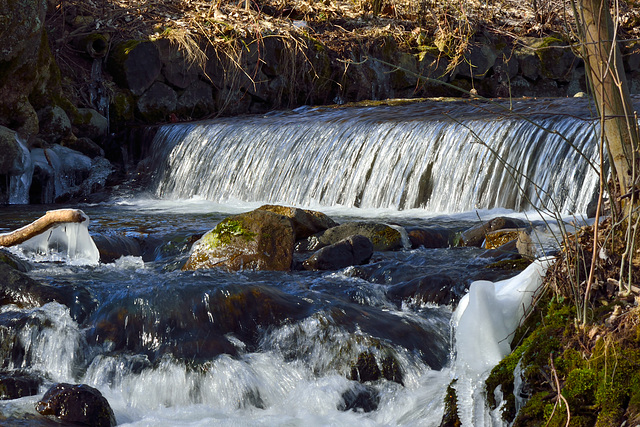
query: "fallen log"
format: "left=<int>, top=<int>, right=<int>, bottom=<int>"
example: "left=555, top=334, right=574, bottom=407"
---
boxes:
left=0, top=209, right=88, bottom=247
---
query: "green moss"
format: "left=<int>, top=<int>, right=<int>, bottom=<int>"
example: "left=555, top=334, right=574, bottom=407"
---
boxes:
left=441, top=380, right=461, bottom=427
left=202, top=219, right=256, bottom=249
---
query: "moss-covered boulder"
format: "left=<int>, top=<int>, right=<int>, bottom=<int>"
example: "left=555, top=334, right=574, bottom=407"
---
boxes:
left=183, top=209, right=295, bottom=271
left=459, top=217, right=526, bottom=247
left=136, top=81, right=177, bottom=123
left=257, top=204, right=338, bottom=240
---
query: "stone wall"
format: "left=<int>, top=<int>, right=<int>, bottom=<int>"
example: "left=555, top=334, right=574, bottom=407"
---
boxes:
left=104, top=32, right=640, bottom=124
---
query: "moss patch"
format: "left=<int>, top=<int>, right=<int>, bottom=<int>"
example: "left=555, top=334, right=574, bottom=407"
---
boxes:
left=202, top=219, right=256, bottom=250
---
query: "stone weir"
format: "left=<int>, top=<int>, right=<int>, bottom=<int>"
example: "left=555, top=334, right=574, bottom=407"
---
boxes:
left=1, top=0, right=640, bottom=204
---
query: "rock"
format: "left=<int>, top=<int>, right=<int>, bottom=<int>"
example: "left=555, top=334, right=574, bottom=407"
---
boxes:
left=338, top=384, right=380, bottom=413
left=35, top=383, right=116, bottom=427
left=0, top=371, right=42, bottom=400
left=299, top=222, right=403, bottom=252
left=303, top=235, right=373, bottom=271
left=0, top=248, right=31, bottom=272
left=455, top=42, right=498, bottom=78
left=531, top=37, right=577, bottom=81
left=460, top=217, right=526, bottom=247
left=183, top=209, right=295, bottom=271
left=37, top=106, right=72, bottom=144
left=484, top=228, right=520, bottom=249
left=137, top=82, right=178, bottom=122
left=406, top=227, right=451, bottom=249
left=108, top=40, right=162, bottom=96
left=516, top=229, right=536, bottom=258
left=177, top=80, right=215, bottom=118
left=89, top=283, right=311, bottom=362
left=163, top=59, right=200, bottom=90
left=350, top=351, right=381, bottom=382
left=62, top=136, right=105, bottom=159
left=0, top=262, right=94, bottom=322
left=258, top=204, right=338, bottom=240
left=478, top=239, right=521, bottom=261
left=0, top=126, right=30, bottom=176
left=0, top=0, right=55, bottom=135
left=74, top=108, right=108, bottom=142
left=387, top=274, right=460, bottom=306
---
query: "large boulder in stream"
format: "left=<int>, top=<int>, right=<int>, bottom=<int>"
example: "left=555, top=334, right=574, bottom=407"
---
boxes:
left=35, top=383, right=116, bottom=427
left=257, top=204, right=338, bottom=240
left=297, top=222, right=404, bottom=252
left=183, top=209, right=295, bottom=271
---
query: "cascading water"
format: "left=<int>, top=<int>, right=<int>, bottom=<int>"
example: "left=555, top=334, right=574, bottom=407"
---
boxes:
left=1, top=99, right=628, bottom=426
left=148, top=99, right=604, bottom=215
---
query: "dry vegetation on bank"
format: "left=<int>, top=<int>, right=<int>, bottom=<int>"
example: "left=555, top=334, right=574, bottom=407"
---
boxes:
left=46, top=0, right=640, bottom=87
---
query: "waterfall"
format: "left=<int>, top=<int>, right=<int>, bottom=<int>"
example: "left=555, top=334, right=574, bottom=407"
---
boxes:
left=147, top=100, right=604, bottom=214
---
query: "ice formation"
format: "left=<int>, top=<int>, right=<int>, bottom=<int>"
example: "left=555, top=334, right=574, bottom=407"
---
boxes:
left=10, top=210, right=100, bottom=265
left=451, top=257, right=554, bottom=426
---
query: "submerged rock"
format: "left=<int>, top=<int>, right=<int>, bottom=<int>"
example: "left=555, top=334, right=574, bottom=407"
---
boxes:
left=257, top=204, right=338, bottom=240
left=35, top=383, right=116, bottom=427
left=298, top=222, right=403, bottom=252
left=387, top=274, right=461, bottom=306
left=338, top=384, right=380, bottom=413
left=302, top=235, right=373, bottom=270
left=183, top=209, right=295, bottom=271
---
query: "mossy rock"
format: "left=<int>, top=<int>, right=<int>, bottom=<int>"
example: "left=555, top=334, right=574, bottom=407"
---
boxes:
left=257, top=204, right=337, bottom=240
left=183, top=209, right=295, bottom=271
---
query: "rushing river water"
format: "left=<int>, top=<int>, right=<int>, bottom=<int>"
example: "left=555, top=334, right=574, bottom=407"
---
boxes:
left=0, top=98, right=621, bottom=426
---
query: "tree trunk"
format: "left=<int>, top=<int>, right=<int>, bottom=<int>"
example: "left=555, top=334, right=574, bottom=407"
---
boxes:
left=574, top=0, right=639, bottom=195
left=0, top=209, right=87, bottom=247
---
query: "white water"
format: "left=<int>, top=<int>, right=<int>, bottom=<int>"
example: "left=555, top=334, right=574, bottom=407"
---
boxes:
left=148, top=102, right=601, bottom=214
left=0, top=255, right=553, bottom=426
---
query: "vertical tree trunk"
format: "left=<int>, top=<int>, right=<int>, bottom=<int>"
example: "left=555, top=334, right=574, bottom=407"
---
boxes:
left=575, top=0, right=639, bottom=196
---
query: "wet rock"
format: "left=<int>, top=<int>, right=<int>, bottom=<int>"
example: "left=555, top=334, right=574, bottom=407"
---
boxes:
left=92, top=234, right=143, bottom=263
left=387, top=274, right=461, bottom=306
left=484, top=228, right=520, bottom=249
left=350, top=351, right=381, bottom=383
left=0, top=262, right=94, bottom=323
left=406, top=227, right=451, bottom=249
left=0, top=371, right=42, bottom=400
left=478, top=239, right=521, bottom=261
left=338, top=384, right=380, bottom=413
left=302, top=235, right=373, bottom=271
left=108, top=40, right=162, bottom=96
left=460, top=217, right=526, bottom=247
left=0, top=249, right=31, bottom=273
left=137, top=82, right=178, bottom=122
left=183, top=209, right=295, bottom=271
left=258, top=204, right=338, bottom=240
left=37, top=106, right=72, bottom=144
left=298, top=222, right=403, bottom=252
left=89, top=283, right=311, bottom=362
left=74, top=108, right=109, bottom=142
left=516, top=229, right=536, bottom=258
left=381, top=355, right=404, bottom=385
left=35, top=383, right=116, bottom=427
left=62, top=136, right=105, bottom=159
left=0, top=126, right=31, bottom=176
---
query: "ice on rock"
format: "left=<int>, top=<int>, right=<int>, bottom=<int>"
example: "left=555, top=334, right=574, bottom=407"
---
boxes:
left=451, top=257, right=554, bottom=426
left=11, top=210, right=100, bottom=265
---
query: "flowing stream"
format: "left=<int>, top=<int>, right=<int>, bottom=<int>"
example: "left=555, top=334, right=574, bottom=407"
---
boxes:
left=0, top=98, right=623, bottom=426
